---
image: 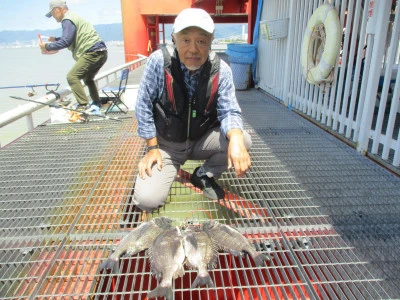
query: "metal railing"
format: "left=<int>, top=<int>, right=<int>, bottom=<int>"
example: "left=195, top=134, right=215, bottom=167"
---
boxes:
left=0, top=55, right=147, bottom=147
left=256, top=0, right=399, bottom=172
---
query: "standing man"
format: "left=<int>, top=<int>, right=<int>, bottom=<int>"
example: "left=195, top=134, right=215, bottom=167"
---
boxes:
left=133, top=8, right=252, bottom=212
left=39, top=0, right=108, bottom=113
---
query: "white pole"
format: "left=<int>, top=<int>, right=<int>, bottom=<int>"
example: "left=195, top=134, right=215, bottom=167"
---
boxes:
left=356, top=0, right=392, bottom=154
left=26, top=114, right=34, bottom=132
left=282, top=0, right=296, bottom=106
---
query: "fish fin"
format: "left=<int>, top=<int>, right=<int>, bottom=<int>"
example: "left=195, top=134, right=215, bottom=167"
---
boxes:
left=153, top=216, right=173, bottom=229
left=192, top=273, right=214, bottom=288
left=98, top=258, right=119, bottom=273
left=174, top=264, right=185, bottom=278
left=150, top=267, right=162, bottom=280
left=147, top=247, right=155, bottom=264
left=138, top=222, right=152, bottom=236
left=208, top=262, right=216, bottom=269
left=147, top=250, right=162, bottom=280
left=227, top=249, right=243, bottom=257
left=251, top=252, right=270, bottom=266
left=147, top=286, right=173, bottom=300
left=184, top=259, right=195, bottom=270
left=155, top=272, right=162, bottom=281
left=208, top=257, right=218, bottom=269
left=220, top=223, right=243, bottom=237
left=125, top=245, right=147, bottom=257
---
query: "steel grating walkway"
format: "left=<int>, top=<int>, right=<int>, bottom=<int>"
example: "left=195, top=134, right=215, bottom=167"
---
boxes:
left=0, top=89, right=399, bottom=299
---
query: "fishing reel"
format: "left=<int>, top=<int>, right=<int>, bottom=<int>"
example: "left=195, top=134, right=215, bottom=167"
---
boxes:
left=24, top=83, right=60, bottom=97
left=27, top=87, right=37, bottom=97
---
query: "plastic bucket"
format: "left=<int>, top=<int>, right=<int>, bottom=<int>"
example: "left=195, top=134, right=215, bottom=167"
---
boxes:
left=225, top=43, right=257, bottom=64
left=230, top=63, right=251, bottom=90
left=225, top=44, right=256, bottom=90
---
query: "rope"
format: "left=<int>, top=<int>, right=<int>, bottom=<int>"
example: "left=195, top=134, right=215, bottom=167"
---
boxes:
left=306, top=23, right=335, bottom=90
left=311, top=24, right=326, bottom=65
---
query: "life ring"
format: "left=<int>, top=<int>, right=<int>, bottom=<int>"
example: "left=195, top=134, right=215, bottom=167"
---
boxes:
left=301, top=4, right=341, bottom=85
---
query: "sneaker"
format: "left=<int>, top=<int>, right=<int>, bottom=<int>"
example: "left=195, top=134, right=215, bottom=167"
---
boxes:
left=190, top=167, right=225, bottom=200
left=73, top=103, right=89, bottom=111
left=92, top=101, right=102, bottom=108
left=84, top=104, right=102, bottom=116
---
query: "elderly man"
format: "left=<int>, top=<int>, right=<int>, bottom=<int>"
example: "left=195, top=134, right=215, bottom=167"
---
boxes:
left=39, top=0, right=107, bottom=113
left=133, top=8, right=252, bottom=212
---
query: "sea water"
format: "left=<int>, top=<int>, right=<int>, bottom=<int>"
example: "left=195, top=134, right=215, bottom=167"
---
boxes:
left=0, top=44, right=126, bottom=147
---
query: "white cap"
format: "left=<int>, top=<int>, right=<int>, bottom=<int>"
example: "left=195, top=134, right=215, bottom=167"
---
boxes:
left=173, top=8, right=214, bottom=34
left=45, top=0, right=67, bottom=18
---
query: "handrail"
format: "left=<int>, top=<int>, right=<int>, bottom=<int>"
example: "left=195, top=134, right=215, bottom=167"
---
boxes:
left=0, top=55, right=147, bottom=147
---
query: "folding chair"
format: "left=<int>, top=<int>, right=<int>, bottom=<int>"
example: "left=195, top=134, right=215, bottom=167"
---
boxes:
left=102, top=68, right=130, bottom=114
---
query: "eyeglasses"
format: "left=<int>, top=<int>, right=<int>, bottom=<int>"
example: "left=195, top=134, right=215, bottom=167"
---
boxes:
left=176, top=36, right=212, bottom=49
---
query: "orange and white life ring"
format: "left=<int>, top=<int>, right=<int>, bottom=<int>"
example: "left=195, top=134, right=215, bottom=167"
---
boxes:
left=301, top=4, right=342, bottom=85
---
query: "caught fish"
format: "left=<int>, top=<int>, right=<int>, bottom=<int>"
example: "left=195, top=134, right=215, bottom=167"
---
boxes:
left=147, top=226, right=185, bottom=300
left=202, top=220, right=270, bottom=266
left=182, top=225, right=217, bottom=287
left=99, top=217, right=172, bottom=273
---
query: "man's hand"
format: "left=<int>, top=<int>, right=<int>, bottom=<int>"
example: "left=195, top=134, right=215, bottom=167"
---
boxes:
left=39, top=42, right=58, bottom=55
left=138, top=140, right=162, bottom=179
left=227, top=129, right=251, bottom=177
left=39, top=41, right=47, bottom=53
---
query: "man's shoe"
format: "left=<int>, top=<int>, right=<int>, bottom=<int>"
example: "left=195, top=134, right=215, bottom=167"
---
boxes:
left=73, top=103, right=89, bottom=111
left=84, top=104, right=102, bottom=116
left=190, top=167, right=225, bottom=200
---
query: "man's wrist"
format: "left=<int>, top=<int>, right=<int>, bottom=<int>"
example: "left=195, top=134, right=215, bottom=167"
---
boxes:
left=147, top=144, right=159, bottom=151
left=227, top=128, right=243, bottom=140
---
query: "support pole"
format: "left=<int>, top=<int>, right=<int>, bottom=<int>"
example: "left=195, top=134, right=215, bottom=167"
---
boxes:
left=357, top=0, right=392, bottom=154
left=120, top=0, right=148, bottom=62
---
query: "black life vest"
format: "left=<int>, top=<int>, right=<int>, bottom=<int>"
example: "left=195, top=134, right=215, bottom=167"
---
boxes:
left=153, top=46, right=220, bottom=142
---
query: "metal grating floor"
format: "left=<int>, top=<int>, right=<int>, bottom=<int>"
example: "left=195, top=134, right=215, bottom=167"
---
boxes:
left=0, top=88, right=399, bottom=299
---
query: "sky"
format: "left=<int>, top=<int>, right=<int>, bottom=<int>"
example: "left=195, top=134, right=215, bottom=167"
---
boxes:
left=0, top=0, right=123, bottom=31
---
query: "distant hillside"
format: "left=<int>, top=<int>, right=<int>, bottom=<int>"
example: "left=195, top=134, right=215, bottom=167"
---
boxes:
left=0, top=23, right=246, bottom=46
left=215, top=23, right=248, bottom=39
left=0, top=23, right=123, bottom=45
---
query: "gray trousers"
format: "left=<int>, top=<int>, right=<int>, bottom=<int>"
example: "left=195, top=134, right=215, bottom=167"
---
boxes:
left=133, top=127, right=252, bottom=212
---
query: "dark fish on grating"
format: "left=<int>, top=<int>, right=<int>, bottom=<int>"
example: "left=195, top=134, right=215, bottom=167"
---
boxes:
left=182, top=225, right=218, bottom=287
left=147, top=226, right=185, bottom=300
left=202, top=220, right=270, bottom=266
left=98, top=217, right=172, bottom=273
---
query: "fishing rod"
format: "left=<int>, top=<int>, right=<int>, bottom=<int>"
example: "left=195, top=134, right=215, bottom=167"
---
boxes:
left=1, top=83, right=60, bottom=97
left=0, top=83, right=60, bottom=90
left=10, top=95, right=124, bottom=123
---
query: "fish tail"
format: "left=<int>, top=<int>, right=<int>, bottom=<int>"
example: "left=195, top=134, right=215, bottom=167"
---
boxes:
left=252, top=252, right=270, bottom=266
left=147, top=285, right=173, bottom=300
left=98, top=258, right=119, bottom=273
left=192, top=273, right=214, bottom=288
